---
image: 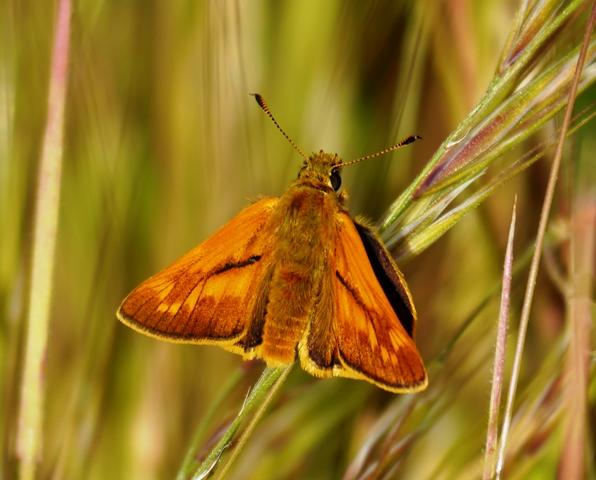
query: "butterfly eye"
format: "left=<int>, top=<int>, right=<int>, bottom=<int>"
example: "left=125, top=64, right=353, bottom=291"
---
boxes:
left=330, top=170, right=342, bottom=191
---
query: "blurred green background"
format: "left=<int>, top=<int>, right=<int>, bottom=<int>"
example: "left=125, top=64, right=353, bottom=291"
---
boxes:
left=2, top=1, right=594, bottom=479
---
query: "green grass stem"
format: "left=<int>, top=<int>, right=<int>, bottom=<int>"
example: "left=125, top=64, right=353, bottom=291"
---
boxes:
left=190, top=366, right=292, bottom=480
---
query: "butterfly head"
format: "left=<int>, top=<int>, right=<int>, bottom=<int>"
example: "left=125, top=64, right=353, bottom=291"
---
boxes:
left=298, top=150, right=343, bottom=192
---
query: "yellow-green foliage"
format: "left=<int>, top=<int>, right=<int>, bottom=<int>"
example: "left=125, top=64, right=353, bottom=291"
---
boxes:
left=1, top=1, right=594, bottom=479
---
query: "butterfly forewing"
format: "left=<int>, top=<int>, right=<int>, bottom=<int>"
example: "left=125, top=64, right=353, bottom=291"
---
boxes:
left=117, top=197, right=278, bottom=346
left=353, top=221, right=416, bottom=337
left=328, top=213, right=427, bottom=393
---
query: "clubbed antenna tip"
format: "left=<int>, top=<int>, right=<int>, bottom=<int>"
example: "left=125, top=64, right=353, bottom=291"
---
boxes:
left=252, top=93, right=267, bottom=110
left=403, top=135, right=422, bottom=145
left=251, top=93, right=307, bottom=160
left=340, top=134, right=422, bottom=168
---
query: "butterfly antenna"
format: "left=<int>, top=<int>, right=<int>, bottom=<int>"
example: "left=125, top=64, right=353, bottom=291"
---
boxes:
left=339, top=135, right=421, bottom=167
left=251, top=93, right=307, bottom=160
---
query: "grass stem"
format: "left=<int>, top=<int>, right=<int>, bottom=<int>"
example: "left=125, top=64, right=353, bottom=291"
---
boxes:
left=213, top=365, right=293, bottom=480
left=190, top=365, right=292, bottom=480
left=495, top=3, right=596, bottom=477
left=16, top=1, right=71, bottom=478
left=482, top=198, right=516, bottom=480
left=176, top=368, right=245, bottom=480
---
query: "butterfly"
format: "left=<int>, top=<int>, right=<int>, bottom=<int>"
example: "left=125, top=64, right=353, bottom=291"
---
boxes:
left=117, top=94, right=427, bottom=393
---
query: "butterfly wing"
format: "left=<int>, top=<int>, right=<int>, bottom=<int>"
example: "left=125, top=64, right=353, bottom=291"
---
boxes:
left=300, top=211, right=427, bottom=393
left=352, top=220, right=417, bottom=337
left=117, top=197, right=278, bottom=352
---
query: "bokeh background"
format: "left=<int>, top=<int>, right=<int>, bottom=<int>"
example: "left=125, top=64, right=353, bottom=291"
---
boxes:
left=1, top=1, right=594, bottom=479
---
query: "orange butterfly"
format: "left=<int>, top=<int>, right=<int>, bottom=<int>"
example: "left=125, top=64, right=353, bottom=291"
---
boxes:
left=117, top=95, right=427, bottom=393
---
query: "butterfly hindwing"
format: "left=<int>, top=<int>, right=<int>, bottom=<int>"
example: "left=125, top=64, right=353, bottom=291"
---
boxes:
left=117, top=197, right=278, bottom=350
left=313, top=212, right=427, bottom=393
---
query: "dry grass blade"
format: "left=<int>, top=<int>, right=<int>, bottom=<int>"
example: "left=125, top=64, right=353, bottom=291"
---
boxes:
left=342, top=400, right=411, bottom=480
left=16, top=1, right=71, bottom=479
left=559, top=88, right=596, bottom=480
left=482, top=198, right=517, bottom=480
left=496, top=3, right=596, bottom=477
left=560, top=190, right=595, bottom=479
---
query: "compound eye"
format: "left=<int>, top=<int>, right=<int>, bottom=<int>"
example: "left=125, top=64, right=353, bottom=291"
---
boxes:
left=330, top=170, right=342, bottom=191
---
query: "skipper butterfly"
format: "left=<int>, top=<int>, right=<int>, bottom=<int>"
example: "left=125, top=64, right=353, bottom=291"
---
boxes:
left=117, top=95, right=427, bottom=393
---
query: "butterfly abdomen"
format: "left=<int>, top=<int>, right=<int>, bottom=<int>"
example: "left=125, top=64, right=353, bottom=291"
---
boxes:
left=261, top=265, right=315, bottom=364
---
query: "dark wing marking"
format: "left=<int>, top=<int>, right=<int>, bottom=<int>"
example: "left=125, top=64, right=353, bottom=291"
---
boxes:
left=354, top=220, right=416, bottom=337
